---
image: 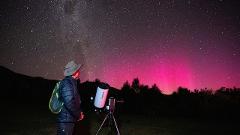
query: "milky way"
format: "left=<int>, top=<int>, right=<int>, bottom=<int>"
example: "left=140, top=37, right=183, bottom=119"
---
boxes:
left=0, top=0, right=240, bottom=94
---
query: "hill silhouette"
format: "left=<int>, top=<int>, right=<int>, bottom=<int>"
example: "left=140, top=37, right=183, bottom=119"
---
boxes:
left=1, top=66, right=240, bottom=120
left=0, top=66, right=57, bottom=103
left=0, top=66, right=121, bottom=107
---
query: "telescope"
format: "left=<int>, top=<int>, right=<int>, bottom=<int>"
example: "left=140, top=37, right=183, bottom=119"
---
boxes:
left=93, top=83, right=121, bottom=135
left=93, top=83, right=109, bottom=109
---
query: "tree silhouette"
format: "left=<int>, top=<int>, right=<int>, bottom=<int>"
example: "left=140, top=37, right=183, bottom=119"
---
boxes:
left=131, top=78, right=140, bottom=93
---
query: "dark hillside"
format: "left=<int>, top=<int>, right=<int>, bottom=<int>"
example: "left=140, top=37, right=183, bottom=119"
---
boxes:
left=0, top=66, right=57, bottom=104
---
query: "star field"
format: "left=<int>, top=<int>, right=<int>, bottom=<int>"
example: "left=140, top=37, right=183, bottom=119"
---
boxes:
left=0, top=0, right=240, bottom=94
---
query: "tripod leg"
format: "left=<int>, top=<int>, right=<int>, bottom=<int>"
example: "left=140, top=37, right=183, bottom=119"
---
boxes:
left=111, top=114, right=120, bottom=135
left=95, top=113, right=109, bottom=135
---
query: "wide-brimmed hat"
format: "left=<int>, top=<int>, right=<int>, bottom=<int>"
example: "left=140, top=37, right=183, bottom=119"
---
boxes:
left=64, top=61, right=82, bottom=76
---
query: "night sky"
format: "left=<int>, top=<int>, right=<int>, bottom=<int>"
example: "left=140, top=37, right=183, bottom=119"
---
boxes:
left=0, top=0, right=240, bottom=94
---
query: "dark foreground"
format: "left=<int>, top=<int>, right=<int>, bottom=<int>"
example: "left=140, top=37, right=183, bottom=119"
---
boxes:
left=1, top=102, right=239, bottom=135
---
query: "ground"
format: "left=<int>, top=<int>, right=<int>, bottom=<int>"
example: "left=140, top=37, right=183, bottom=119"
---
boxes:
left=1, top=103, right=239, bottom=135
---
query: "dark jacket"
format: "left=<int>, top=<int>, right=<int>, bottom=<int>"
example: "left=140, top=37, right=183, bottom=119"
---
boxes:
left=57, top=76, right=82, bottom=122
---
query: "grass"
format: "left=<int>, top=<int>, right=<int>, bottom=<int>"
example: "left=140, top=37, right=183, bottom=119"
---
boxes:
left=1, top=103, right=239, bottom=135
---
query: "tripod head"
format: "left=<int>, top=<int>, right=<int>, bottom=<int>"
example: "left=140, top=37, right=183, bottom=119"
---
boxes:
left=106, top=97, right=124, bottom=113
left=106, top=97, right=116, bottom=113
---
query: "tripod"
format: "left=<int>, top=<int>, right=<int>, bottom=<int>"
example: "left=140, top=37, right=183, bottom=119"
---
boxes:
left=95, top=98, right=120, bottom=135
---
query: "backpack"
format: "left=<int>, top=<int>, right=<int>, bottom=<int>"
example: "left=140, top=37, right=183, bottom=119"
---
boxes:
left=49, top=81, right=64, bottom=114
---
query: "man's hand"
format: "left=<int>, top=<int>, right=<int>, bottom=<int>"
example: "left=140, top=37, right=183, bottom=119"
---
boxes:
left=78, top=112, right=84, bottom=121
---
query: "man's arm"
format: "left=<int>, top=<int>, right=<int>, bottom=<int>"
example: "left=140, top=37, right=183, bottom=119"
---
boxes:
left=61, top=80, right=81, bottom=119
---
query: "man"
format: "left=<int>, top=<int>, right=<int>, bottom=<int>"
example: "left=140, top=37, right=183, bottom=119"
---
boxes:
left=57, top=60, right=84, bottom=135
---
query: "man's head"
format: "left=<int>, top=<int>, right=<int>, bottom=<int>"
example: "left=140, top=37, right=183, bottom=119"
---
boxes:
left=64, top=60, right=82, bottom=79
left=72, top=69, right=80, bottom=79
